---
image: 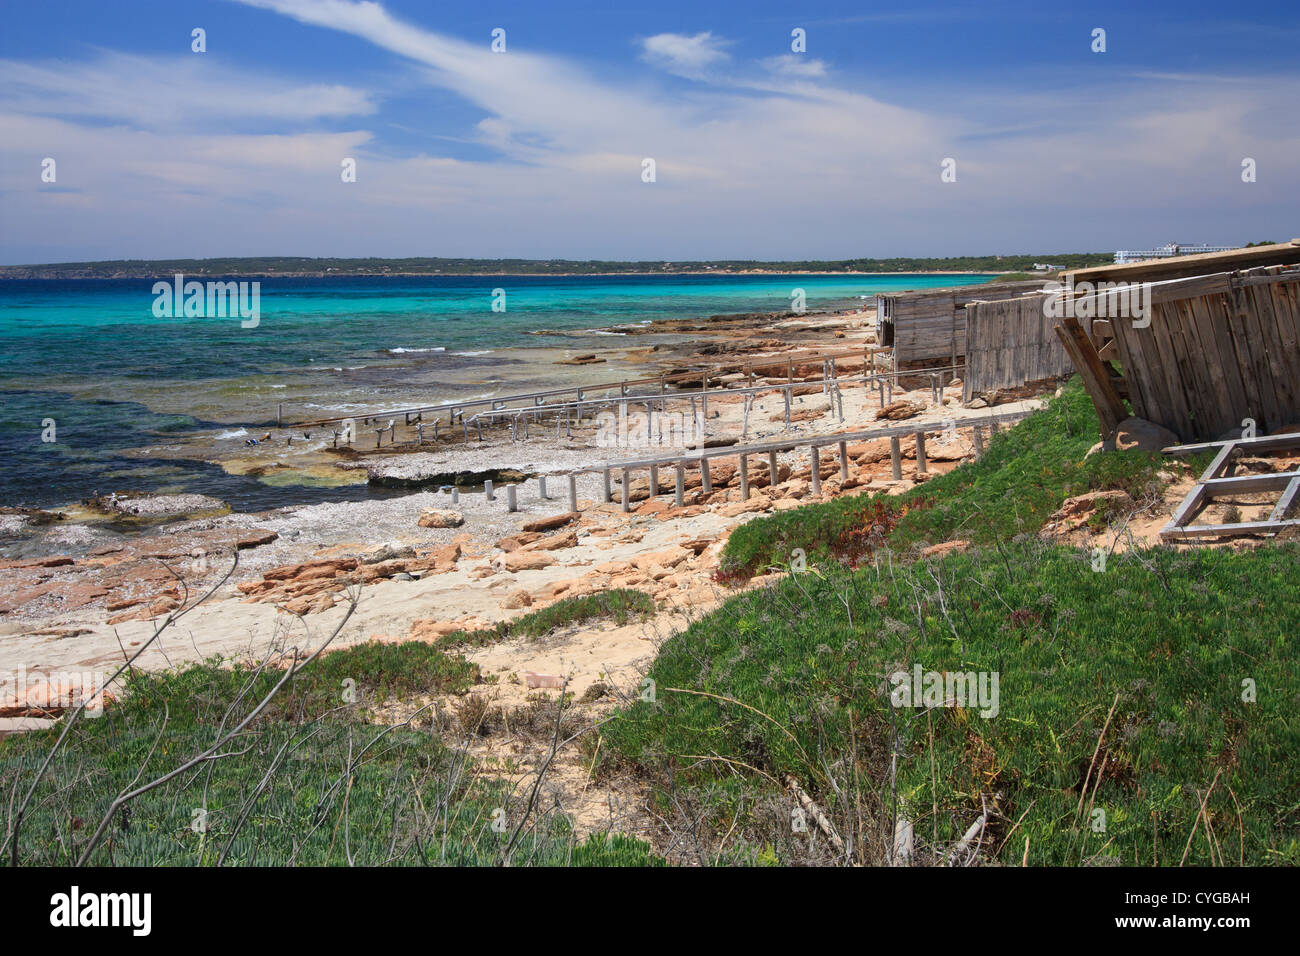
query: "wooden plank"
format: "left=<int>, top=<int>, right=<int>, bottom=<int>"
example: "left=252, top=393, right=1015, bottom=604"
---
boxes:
left=1163, top=483, right=1210, bottom=533
left=1056, top=316, right=1125, bottom=442
left=1065, top=239, right=1300, bottom=286
left=1192, top=288, right=1250, bottom=437
left=1268, top=476, right=1300, bottom=523
left=1147, top=302, right=1196, bottom=438
left=1162, top=518, right=1300, bottom=539
left=1164, top=432, right=1300, bottom=456
left=1200, top=472, right=1300, bottom=495
left=1171, top=295, right=1228, bottom=438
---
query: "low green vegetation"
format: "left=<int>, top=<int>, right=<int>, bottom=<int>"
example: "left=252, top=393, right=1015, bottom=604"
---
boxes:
left=599, top=542, right=1299, bottom=865
left=1, top=639, right=659, bottom=866
left=443, top=588, right=657, bottom=648
left=7, top=381, right=1296, bottom=867
left=720, top=380, right=1169, bottom=577
left=596, top=378, right=1296, bottom=864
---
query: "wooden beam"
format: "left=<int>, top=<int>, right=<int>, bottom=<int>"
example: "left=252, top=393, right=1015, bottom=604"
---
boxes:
left=1163, top=432, right=1300, bottom=456
left=1064, top=239, right=1300, bottom=286
left=1268, top=476, right=1300, bottom=523
left=1161, top=518, right=1300, bottom=540
left=1055, top=315, right=1127, bottom=445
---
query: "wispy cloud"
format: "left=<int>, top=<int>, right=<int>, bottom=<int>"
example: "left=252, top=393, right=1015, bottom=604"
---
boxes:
left=0, top=50, right=375, bottom=127
left=0, top=0, right=1296, bottom=262
left=640, top=32, right=730, bottom=79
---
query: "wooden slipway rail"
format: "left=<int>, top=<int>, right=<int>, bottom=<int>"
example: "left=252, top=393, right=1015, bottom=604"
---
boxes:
left=509, top=408, right=1034, bottom=514
left=345, top=361, right=966, bottom=449
left=1160, top=432, right=1300, bottom=540
left=282, top=345, right=885, bottom=429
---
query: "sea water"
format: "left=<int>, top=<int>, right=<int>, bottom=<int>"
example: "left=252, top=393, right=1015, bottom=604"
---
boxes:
left=0, top=273, right=987, bottom=511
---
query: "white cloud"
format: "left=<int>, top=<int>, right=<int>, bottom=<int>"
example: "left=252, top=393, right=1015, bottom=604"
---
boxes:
left=0, top=50, right=375, bottom=128
left=761, top=55, right=828, bottom=79
left=639, top=32, right=730, bottom=79
left=0, top=0, right=1296, bottom=262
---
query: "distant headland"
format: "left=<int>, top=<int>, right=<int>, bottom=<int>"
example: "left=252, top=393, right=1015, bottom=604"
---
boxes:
left=0, top=253, right=1115, bottom=280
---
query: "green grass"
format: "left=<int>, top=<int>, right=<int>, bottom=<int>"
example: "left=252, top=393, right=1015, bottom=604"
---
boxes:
left=600, top=542, right=1300, bottom=865
left=443, top=588, right=657, bottom=648
left=1, top=639, right=659, bottom=866
left=720, top=379, right=1170, bottom=577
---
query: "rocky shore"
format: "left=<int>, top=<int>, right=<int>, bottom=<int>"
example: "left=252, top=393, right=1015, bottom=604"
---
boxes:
left=0, top=304, right=1049, bottom=727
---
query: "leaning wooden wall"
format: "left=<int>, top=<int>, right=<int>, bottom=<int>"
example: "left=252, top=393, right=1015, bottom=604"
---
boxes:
left=1107, top=267, right=1300, bottom=441
left=963, top=293, right=1084, bottom=402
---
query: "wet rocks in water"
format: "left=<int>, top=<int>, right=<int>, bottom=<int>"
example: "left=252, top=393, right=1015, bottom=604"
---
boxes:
left=87, top=493, right=229, bottom=519
left=352, top=457, right=530, bottom=489
left=417, top=509, right=464, bottom=529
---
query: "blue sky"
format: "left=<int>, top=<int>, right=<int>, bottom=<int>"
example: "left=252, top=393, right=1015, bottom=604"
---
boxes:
left=1, top=0, right=1297, bottom=263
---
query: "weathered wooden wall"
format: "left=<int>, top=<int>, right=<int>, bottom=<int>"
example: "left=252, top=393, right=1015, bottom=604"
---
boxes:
left=876, top=280, right=1044, bottom=368
left=1108, top=267, right=1300, bottom=441
left=962, top=293, right=1083, bottom=402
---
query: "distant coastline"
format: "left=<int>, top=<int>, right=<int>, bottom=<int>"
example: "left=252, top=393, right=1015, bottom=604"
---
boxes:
left=0, top=252, right=1112, bottom=281
left=0, top=270, right=1009, bottom=280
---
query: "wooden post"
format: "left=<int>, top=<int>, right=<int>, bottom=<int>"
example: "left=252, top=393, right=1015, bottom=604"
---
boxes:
left=700, top=458, right=713, bottom=494
left=768, top=450, right=778, bottom=487
left=973, top=426, right=985, bottom=457
left=649, top=464, right=659, bottom=497
left=674, top=464, right=685, bottom=507
left=568, top=474, right=578, bottom=512
left=915, top=431, right=928, bottom=475
left=621, top=468, right=631, bottom=513
left=601, top=468, right=612, bottom=503
left=890, top=436, right=902, bottom=480
left=1055, top=316, right=1127, bottom=449
left=839, top=440, right=849, bottom=480
left=484, top=479, right=495, bottom=501
left=810, top=446, right=822, bottom=496
left=739, top=456, right=750, bottom=500
left=783, top=386, right=792, bottom=425
left=538, top=476, right=549, bottom=500
left=505, top=484, right=518, bottom=512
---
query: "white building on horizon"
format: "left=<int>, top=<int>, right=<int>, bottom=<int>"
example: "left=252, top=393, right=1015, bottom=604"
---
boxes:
left=1113, top=242, right=1237, bottom=264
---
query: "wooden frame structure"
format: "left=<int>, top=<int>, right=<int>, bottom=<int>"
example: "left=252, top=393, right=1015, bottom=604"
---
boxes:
left=1159, top=433, right=1300, bottom=539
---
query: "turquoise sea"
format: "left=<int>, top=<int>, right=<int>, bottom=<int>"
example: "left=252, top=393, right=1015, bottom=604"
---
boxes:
left=0, top=273, right=988, bottom=511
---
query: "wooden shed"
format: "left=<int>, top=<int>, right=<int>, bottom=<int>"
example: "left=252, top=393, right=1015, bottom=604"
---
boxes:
left=962, top=292, right=1088, bottom=403
left=1065, top=264, right=1300, bottom=442
left=875, top=280, right=1044, bottom=370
